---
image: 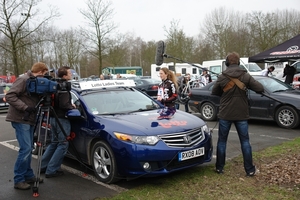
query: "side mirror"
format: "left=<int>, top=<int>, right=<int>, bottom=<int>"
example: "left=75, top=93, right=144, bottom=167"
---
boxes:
left=66, top=109, right=82, bottom=119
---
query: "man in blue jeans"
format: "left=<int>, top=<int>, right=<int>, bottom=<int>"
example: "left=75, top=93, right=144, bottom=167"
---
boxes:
left=40, top=66, right=75, bottom=178
left=211, top=52, right=264, bottom=176
left=6, top=62, right=49, bottom=190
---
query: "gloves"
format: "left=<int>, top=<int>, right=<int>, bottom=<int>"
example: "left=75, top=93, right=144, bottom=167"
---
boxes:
left=25, top=106, right=35, bottom=113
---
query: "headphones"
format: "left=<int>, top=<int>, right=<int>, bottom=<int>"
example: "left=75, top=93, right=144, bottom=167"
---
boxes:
left=225, top=53, right=240, bottom=67
left=225, top=56, right=230, bottom=67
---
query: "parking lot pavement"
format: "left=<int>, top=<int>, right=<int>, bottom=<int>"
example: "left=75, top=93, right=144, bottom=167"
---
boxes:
left=0, top=142, right=122, bottom=200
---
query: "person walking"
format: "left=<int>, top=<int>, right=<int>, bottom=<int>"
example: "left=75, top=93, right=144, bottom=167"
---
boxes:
left=157, top=68, right=178, bottom=119
left=40, top=66, right=76, bottom=178
left=5, top=62, right=49, bottom=190
left=212, top=52, right=264, bottom=176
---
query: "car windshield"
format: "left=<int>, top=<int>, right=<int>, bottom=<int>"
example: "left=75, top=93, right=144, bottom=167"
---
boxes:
left=256, top=77, right=293, bottom=93
left=81, top=89, right=160, bottom=115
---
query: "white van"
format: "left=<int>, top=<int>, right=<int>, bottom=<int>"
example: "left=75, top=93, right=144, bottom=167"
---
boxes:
left=202, top=57, right=262, bottom=76
left=151, top=62, right=202, bottom=80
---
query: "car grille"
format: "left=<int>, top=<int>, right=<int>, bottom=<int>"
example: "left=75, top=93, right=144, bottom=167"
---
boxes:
left=158, top=127, right=204, bottom=148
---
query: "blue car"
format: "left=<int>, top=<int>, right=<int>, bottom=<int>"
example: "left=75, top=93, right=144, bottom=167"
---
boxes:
left=67, top=79, right=213, bottom=183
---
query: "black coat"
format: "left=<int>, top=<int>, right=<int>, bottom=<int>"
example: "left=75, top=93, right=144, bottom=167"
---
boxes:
left=283, top=65, right=296, bottom=84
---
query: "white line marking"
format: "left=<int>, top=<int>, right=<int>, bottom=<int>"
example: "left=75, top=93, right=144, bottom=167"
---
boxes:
left=0, top=139, right=127, bottom=193
left=259, top=134, right=293, bottom=141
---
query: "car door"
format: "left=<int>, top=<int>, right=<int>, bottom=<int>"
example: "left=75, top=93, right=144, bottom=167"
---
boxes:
left=248, top=90, right=273, bottom=119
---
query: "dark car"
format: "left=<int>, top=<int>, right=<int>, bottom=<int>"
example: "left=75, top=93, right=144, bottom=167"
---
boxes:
left=134, top=78, right=160, bottom=98
left=61, top=79, right=213, bottom=184
left=188, top=75, right=300, bottom=129
left=0, top=83, right=12, bottom=112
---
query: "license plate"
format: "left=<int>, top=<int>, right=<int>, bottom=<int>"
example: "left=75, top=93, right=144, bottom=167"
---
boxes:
left=178, top=147, right=204, bottom=161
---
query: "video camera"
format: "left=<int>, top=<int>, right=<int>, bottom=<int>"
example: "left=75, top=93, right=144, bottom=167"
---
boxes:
left=23, top=76, right=72, bottom=121
left=26, top=76, right=71, bottom=95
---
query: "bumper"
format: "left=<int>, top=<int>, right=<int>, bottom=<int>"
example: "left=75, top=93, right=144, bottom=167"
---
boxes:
left=113, top=133, right=213, bottom=177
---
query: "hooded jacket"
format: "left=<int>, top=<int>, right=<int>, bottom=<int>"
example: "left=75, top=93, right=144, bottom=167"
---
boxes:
left=5, top=71, right=41, bottom=125
left=211, top=64, right=264, bottom=120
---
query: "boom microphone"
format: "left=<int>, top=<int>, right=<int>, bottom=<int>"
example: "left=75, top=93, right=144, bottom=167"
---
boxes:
left=155, top=40, right=165, bottom=66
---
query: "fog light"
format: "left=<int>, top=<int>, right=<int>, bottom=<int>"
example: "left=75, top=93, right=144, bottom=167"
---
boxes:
left=143, top=162, right=151, bottom=171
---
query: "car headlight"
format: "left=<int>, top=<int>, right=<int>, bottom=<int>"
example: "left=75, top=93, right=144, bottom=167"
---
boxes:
left=114, top=132, right=160, bottom=145
left=201, top=124, right=211, bottom=136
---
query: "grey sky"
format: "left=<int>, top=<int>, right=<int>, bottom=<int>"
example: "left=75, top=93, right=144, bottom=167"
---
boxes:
left=40, top=0, right=300, bottom=41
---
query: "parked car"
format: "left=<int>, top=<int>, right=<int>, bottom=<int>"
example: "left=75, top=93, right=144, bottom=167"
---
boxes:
left=58, top=79, right=213, bottom=184
left=0, top=83, right=12, bottom=112
left=188, top=75, right=300, bottom=129
left=134, top=78, right=160, bottom=98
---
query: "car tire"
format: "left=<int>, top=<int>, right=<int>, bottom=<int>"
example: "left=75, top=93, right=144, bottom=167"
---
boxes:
left=275, top=106, right=300, bottom=129
left=91, top=141, right=119, bottom=184
left=200, top=102, right=217, bottom=121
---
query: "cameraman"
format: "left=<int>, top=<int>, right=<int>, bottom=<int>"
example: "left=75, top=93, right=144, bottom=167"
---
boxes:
left=40, top=66, right=75, bottom=178
left=5, top=62, right=49, bottom=190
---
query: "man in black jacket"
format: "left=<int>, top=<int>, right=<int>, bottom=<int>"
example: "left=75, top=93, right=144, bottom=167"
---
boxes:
left=40, top=66, right=75, bottom=178
left=212, top=52, right=264, bottom=176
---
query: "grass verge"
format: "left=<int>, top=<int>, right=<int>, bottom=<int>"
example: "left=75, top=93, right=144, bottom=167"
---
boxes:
left=98, top=137, right=300, bottom=200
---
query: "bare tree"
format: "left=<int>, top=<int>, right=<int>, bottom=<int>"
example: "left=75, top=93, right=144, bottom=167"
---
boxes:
left=62, top=28, right=83, bottom=68
left=0, top=0, right=59, bottom=76
left=105, top=34, right=129, bottom=68
left=79, top=0, right=116, bottom=75
left=163, top=20, right=196, bottom=64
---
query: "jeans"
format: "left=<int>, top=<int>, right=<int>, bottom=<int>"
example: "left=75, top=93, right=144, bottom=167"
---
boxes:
left=216, top=119, right=255, bottom=174
left=41, top=117, right=70, bottom=174
left=184, top=102, right=189, bottom=112
left=11, top=122, right=35, bottom=184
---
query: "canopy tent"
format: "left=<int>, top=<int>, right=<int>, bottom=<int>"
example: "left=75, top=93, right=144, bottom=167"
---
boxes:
left=248, top=34, right=300, bottom=63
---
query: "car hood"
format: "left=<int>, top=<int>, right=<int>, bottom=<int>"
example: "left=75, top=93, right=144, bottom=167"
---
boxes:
left=271, top=90, right=300, bottom=105
left=98, top=110, right=205, bottom=136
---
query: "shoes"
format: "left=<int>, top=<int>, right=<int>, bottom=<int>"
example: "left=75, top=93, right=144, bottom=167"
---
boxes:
left=14, top=182, right=31, bottom=190
left=45, top=170, right=64, bottom=178
left=25, top=177, right=44, bottom=184
left=247, top=168, right=260, bottom=177
left=40, top=168, right=46, bottom=174
left=215, top=169, right=224, bottom=174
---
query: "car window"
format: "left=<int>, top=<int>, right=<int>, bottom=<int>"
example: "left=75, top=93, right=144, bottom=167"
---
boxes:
left=257, top=78, right=291, bottom=93
left=81, top=89, right=159, bottom=114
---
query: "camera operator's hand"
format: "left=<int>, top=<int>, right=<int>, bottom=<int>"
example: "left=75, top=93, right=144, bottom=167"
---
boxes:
left=25, top=106, right=35, bottom=113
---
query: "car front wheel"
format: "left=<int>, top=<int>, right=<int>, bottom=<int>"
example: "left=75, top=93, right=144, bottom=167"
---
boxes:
left=275, top=106, right=300, bottom=129
left=200, top=102, right=217, bottom=121
left=91, top=141, right=119, bottom=184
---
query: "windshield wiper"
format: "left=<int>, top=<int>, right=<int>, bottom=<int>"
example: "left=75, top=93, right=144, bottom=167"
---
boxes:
left=127, top=108, right=157, bottom=114
left=273, top=89, right=286, bottom=93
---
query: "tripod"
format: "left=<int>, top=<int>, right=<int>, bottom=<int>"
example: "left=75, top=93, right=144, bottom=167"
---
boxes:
left=31, top=94, right=83, bottom=197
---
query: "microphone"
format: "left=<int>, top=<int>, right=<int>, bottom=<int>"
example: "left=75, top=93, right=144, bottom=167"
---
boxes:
left=155, top=40, right=165, bottom=66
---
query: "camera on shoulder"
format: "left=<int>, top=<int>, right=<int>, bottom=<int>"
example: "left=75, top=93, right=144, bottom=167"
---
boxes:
left=26, top=76, right=71, bottom=96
